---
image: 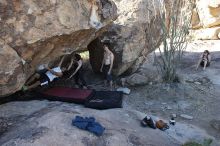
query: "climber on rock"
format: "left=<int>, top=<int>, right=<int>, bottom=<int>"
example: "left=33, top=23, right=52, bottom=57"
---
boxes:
left=22, top=55, right=71, bottom=91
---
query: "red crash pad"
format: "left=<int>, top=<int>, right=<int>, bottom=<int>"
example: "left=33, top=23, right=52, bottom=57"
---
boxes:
left=42, top=87, right=94, bottom=104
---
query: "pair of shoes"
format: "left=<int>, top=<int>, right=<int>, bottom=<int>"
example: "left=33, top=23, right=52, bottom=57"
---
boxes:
left=141, top=116, right=150, bottom=127
left=141, top=116, right=156, bottom=129
left=169, top=117, right=176, bottom=125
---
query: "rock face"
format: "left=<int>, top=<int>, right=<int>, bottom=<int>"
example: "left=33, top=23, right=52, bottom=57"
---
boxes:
left=190, top=27, right=220, bottom=40
left=210, top=119, right=220, bottom=132
left=125, top=57, right=162, bottom=86
left=0, top=100, right=219, bottom=146
left=0, top=101, right=177, bottom=146
left=0, top=0, right=117, bottom=96
left=88, top=0, right=163, bottom=75
left=197, top=0, right=220, bottom=28
left=191, top=0, right=220, bottom=40
left=126, top=73, right=149, bottom=86
left=0, top=40, right=25, bottom=96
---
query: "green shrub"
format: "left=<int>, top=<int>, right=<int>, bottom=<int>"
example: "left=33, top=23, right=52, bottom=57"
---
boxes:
left=183, top=139, right=213, bottom=146
left=183, top=142, right=202, bottom=146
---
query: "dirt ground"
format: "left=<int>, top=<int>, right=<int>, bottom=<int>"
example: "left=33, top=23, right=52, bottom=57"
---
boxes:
left=59, top=40, right=220, bottom=144
left=89, top=40, right=220, bottom=144
left=124, top=40, right=220, bottom=143
left=0, top=40, right=220, bottom=146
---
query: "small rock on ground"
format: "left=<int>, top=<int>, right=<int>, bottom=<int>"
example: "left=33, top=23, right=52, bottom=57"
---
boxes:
left=180, top=114, right=194, bottom=120
left=194, top=81, right=202, bottom=85
left=171, top=114, right=177, bottom=118
left=210, top=120, right=220, bottom=132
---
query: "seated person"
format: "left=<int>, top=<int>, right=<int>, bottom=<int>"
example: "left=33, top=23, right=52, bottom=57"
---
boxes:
left=196, top=50, right=211, bottom=70
left=23, top=56, right=71, bottom=91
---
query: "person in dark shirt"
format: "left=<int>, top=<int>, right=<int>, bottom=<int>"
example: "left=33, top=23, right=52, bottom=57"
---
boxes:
left=68, top=54, right=87, bottom=89
left=196, top=50, right=211, bottom=70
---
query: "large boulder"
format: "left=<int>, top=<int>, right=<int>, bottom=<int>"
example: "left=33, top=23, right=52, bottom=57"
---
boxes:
left=0, top=0, right=117, bottom=96
left=126, top=73, right=149, bottom=86
left=190, top=27, right=220, bottom=40
left=191, top=8, right=202, bottom=29
left=191, top=0, right=220, bottom=40
left=88, top=0, right=163, bottom=75
left=196, top=0, right=220, bottom=28
left=210, top=119, right=220, bottom=132
left=0, top=39, right=25, bottom=96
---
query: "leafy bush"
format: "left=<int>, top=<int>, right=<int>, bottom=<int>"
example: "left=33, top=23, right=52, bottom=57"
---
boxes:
left=183, top=139, right=213, bottom=146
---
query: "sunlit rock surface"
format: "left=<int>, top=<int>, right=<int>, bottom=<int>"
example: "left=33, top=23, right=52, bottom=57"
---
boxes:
left=191, top=0, right=220, bottom=40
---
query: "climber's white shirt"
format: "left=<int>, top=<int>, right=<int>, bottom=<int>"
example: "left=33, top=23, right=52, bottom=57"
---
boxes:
left=46, top=67, right=62, bottom=82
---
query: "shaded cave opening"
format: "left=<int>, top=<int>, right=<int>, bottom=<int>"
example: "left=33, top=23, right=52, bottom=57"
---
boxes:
left=0, top=36, right=128, bottom=104
left=0, top=38, right=109, bottom=104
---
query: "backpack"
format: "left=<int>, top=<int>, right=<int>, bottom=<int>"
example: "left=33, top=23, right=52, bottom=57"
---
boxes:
left=156, top=120, right=169, bottom=131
